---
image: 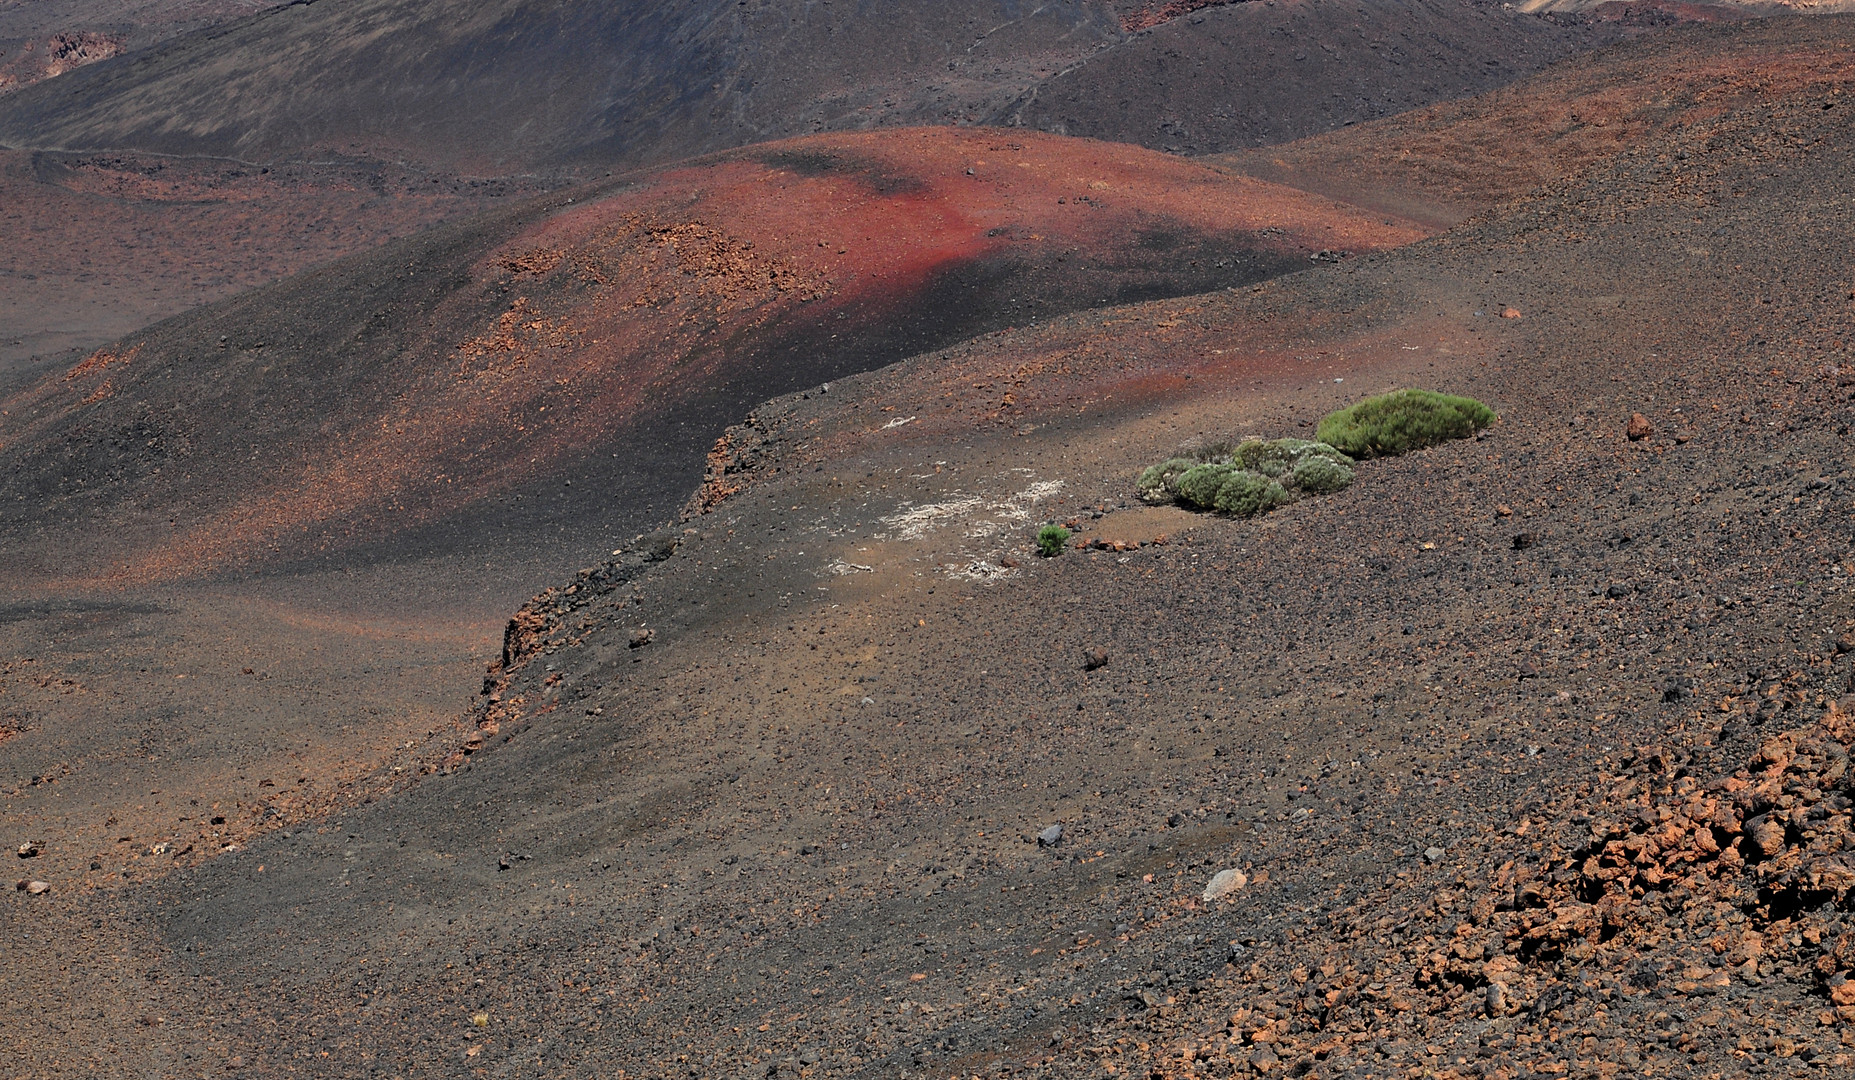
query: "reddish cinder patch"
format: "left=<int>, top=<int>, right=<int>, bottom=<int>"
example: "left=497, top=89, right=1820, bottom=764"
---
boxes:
left=1120, top=0, right=1244, bottom=32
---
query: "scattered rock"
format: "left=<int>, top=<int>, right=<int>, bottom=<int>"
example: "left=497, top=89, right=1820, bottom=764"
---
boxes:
left=1485, top=981, right=1507, bottom=1015
left=1424, top=846, right=1446, bottom=863
left=1511, top=531, right=1537, bottom=551
left=1083, top=648, right=1109, bottom=671
left=629, top=628, right=654, bottom=649
left=1202, top=868, right=1248, bottom=902
left=1501, top=307, right=1523, bottom=319
left=1605, top=583, right=1630, bottom=599
left=16, top=879, right=49, bottom=894
left=1836, top=631, right=1853, bottom=655
left=15, top=841, right=40, bottom=859
left=1495, top=503, right=1513, bottom=517
left=1626, top=412, right=1655, bottom=440
left=1037, top=824, right=1064, bottom=848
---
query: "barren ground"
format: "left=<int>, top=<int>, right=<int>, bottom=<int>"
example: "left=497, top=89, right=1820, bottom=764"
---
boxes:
left=4, top=17, right=1855, bottom=1080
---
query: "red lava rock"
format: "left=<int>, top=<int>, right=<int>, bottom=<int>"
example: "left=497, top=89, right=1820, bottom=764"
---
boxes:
left=1627, top=412, right=1655, bottom=440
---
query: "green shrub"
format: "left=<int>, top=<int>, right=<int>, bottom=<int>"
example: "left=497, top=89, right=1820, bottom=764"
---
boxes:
left=1175, top=463, right=1242, bottom=509
left=1186, top=440, right=1238, bottom=463
left=1036, top=524, right=1071, bottom=557
left=1136, top=457, right=1199, bottom=503
left=1290, top=453, right=1354, bottom=494
left=1212, top=472, right=1296, bottom=516
left=1316, top=389, right=1495, bottom=458
left=1139, top=437, right=1354, bottom=518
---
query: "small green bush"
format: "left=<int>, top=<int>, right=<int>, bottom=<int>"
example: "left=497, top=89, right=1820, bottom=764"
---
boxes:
left=1230, top=437, right=1347, bottom=477
left=1186, top=440, right=1238, bottom=463
left=1316, top=389, right=1495, bottom=458
left=1291, top=453, right=1354, bottom=494
left=1212, top=472, right=1296, bottom=516
left=1136, top=458, right=1198, bottom=503
left=1036, top=524, right=1071, bottom=557
left=1175, top=463, right=1242, bottom=508
left=1138, top=437, right=1355, bottom=517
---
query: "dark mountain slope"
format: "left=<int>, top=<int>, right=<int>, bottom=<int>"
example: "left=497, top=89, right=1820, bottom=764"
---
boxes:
left=0, top=126, right=1424, bottom=585
left=0, top=0, right=1639, bottom=173
left=0, top=0, right=1127, bottom=170
left=1013, top=0, right=1605, bottom=152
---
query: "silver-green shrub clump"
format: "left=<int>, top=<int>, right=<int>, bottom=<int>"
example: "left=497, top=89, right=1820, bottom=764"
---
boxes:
left=1138, top=437, right=1354, bottom=518
left=1211, top=471, right=1295, bottom=516
left=1135, top=458, right=1199, bottom=503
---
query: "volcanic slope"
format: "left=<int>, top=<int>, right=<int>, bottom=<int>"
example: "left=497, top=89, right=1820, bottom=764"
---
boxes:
left=0, top=149, right=555, bottom=377
left=29, top=18, right=1853, bottom=1080
left=1011, top=0, right=1604, bottom=154
left=0, top=126, right=1431, bottom=587
left=1216, top=11, right=1855, bottom=225
left=0, top=0, right=277, bottom=95
left=0, top=0, right=1125, bottom=171
left=0, top=0, right=1612, bottom=172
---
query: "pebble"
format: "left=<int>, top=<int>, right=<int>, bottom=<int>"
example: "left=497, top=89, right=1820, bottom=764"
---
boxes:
left=15, top=841, right=40, bottom=859
left=1202, top=868, right=1248, bottom=902
left=629, top=628, right=654, bottom=648
left=1037, top=824, right=1064, bottom=847
left=1486, top=982, right=1507, bottom=1015
left=1627, top=412, right=1655, bottom=440
left=1424, top=846, right=1446, bottom=863
left=16, top=879, right=49, bottom=894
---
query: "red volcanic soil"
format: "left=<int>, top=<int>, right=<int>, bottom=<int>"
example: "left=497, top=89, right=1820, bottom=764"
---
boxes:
left=0, top=150, right=556, bottom=375
left=0, top=127, right=1431, bottom=585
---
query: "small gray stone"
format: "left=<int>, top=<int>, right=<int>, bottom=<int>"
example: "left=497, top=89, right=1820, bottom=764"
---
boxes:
left=1037, top=824, right=1063, bottom=847
left=1486, top=981, right=1507, bottom=1015
left=1424, top=846, right=1446, bottom=863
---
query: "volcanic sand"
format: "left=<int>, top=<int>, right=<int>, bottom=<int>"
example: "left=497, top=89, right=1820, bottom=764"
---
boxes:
left=4, top=16, right=1855, bottom=1079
